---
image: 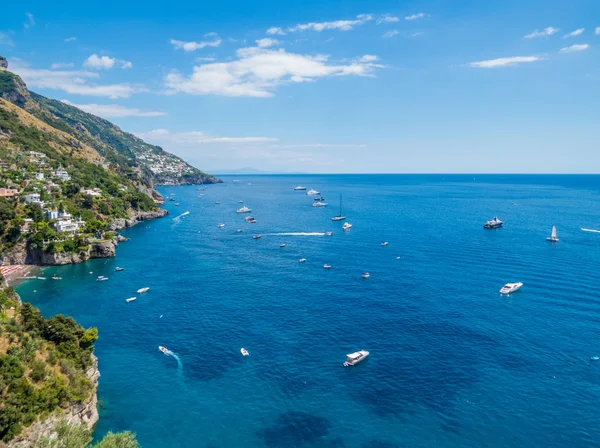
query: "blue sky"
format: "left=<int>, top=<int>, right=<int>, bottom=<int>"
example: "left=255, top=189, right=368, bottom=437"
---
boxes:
left=1, top=0, right=599, bottom=173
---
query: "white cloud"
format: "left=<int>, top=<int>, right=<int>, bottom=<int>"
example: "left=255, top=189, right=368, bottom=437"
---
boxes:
left=204, top=32, right=218, bottom=38
left=288, top=14, right=373, bottom=32
left=170, top=38, right=221, bottom=51
left=24, top=12, right=35, bottom=30
left=61, top=101, right=166, bottom=117
left=165, top=47, right=383, bottom=97
left=51, top=62, right=74, bottom=69
left=411, top=32, right=424, bottom=37
left=196, top=57, right=216, bottom=62
left=0, top=32, right=15, bottom=46
left=255, top=38, right=280, bottom=48
left=559, top=43, right=589, bottom=53
left=64, top=37, right=77, bottom=42
left=267, top=27, right=285, bottom=36
left=563, top=28, right=584, bottom=38
left=136, top=129, right=276, bottom=145
left=378, top=14, right=400, bottom=24
left=267, top=143, right=366, bottom=149
left=84, top=54, right=133, bottom=70
left=10, top=60, right=145, bottom=98
left=468, top=56, right=543, bottom=68
left=405, top=13, right=426, bottom=21
left=382, top=30, right=399, bottom=38
left=524, top=27, right=559, bottom=38
left=358, top=55, right=378, bottom=62
left=595, top=27, right=600, bottom=35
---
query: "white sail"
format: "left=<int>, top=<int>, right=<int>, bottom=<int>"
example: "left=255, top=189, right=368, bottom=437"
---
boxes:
left=551, top=226, right=557, bottom=238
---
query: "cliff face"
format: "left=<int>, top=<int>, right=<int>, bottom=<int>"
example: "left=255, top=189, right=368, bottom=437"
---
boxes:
left=7, top=355, right=100, bottom=448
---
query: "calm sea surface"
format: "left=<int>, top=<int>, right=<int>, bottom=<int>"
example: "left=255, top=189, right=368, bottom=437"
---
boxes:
left=16, top=175, right=600, bottom=448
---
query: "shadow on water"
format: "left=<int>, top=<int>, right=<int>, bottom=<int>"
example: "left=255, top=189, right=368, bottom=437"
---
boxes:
left=362, top=441, right=403, bottom=448
left=256, top=411, right=332, bottom=447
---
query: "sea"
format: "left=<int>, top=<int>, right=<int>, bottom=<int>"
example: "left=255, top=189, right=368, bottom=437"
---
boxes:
left=15, top=174, right=600, bottom=448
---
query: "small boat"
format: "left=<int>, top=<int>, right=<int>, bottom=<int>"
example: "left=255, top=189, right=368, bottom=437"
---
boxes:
left=158, top=346, right=170, bottom=355
left=306, top=189, right=320, bottom=196
left=174, top=203, right=180, bottom=206
left=235, top=229, right=243, bottom=233
left=237, top=206, right=252, bottom=213
left=591, top=356, right=600, bottom=361
left=323, top=264, right=332, bottom=269
left=253, top=235, right=262, bottom=239
left=326, top=231, right=333, bottom=236
left=342, top=222, right=352, bottom=231
left=215, top=201, right=221, bottom=204
left=332, top=194, right=346, bottom=221
left=294, top=186, right=307, bottom=191
left=115, top=267, right=124, bottom=272
left=137, top=287, right=150, bottom=294
left=546, top=226, right=559, bottom=242
left=96, top=276, right=108, bottom=282
left=299, top=258, right=307, bottom=263
left=218, top=223, right=225, bottom=228
left=344, top=350, right=369, bottom=367
left=169, top=197, right=175, bottom=201
left=248, top=219, right=257, bottom=224
left=125, top=297, right=136, bottom=303
left=381, top=242, right=388, bottom=247
left=244, top=216, right=255, bottom=222
left=51, top=275, right=62, bottom=280
left=314, top=197, right=325, bottom=201
left=362, top=272, right=370, bottom=279
left=238, top=200, right=244, bottom=203
left=499, top=282, right=523, bottom=295
left=280, top=243, right=286, bottom=248
left=312, top=202, right=328, bottom=207
left=37, top=277, right=47, bottom=280
left=484, top=217, right=503, bottom=229
left=240, top=348, right=249, bottom=356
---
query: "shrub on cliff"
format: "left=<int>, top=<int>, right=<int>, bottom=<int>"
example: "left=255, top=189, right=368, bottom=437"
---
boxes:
left=34, top=420, right=140, bottom=448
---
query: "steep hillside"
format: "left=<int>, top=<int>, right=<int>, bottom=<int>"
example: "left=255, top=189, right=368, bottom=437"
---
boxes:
left=0, top=57, right=219, bottom=186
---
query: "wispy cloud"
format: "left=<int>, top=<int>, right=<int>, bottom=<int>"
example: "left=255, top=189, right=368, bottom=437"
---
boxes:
left=377, top=14, right=399, bottom=24
left=559, top=43, right=589, bottom=53
left=596, top=27, right=600, bottom=35
left=468, top=56, right=543, bottom=68
left=24, top=12, right=35, bottom=30
left=10, top=60, right=145, bottom=98
left=61, top=101, right=166, bottom=118
left=0, top=32, right=15, bottom=46
left=287, top=14, right=373, bottom=32
left=169, top=37, right=221, bottom=51
left=267, top=143, right=366, bottom=149
left=64, top=37, right=77, bottom=42
left=51, top=62, right=74, bottom=69
left=165, top=47, right=383, bottom=97
left=563, top=28, right=584, bottom=38
left=196, top=57, right=216, bottom=62
left=405, top=12, right=426, bottom=21
left=411, top=32, right=424, bottom=38
left=382, top=30, right=399, bottom=38
left=255, top=38, right=280, bottom=48
left=524, top=27, right=559, bottom=39
left=136, top=129, right=277, bottom=145
left=84, top=54, right=132, bottom=70
left=267, top=27, right=285, bottom=36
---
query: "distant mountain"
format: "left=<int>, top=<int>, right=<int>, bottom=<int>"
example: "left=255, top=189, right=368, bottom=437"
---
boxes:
left=0, top=56, right=219, bottom=186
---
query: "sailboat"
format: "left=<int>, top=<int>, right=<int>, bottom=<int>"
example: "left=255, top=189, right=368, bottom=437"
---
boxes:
left=546, top=226, right=559, bottom=242
left=331, top=194, right=346, bottom=221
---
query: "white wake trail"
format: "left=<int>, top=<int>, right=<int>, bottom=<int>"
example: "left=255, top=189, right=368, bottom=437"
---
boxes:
left=581, top=228, right=600, bottom=233
left=172, top=211, right=190, bottom=221
left=267, top=232, right=326, bottom=237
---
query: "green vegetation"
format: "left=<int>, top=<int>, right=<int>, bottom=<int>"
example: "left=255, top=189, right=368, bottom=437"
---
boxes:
left=0, top=301, right=98, bottom=441
left=34, top=420, right=139, bottom=448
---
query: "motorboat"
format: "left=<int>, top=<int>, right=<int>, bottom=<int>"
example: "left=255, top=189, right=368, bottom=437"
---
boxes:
left=169, top=197, right=175, bottom=201
left=244, top=216, right=255, bottom=222
left=218, top=223, right=225, bottom=228
left=248, top=219, right=257, bottom=223
left=215, top=201, right=221, bottom=204
left=323, top=264, right=332, bottom=269
left=280, top=243, right=286, bottom=248
left=235, top=229, right=243, bottom=233
left=158, top=346, right=170, bottom=355
left=294, top=186, right=307, bottom=191
left=37, top=277, right=47, bottom=280
left=96, top=276, right=108, bottom=282
left=499, top=282, right=523, bottom=295
left=51, top=275, right=62, bottom=280
left=484, top=217, right=503, bottom=229
left=174, top=203, right=180, bottom=206
left=240, top=348, right=249, bottom=356
left=344, top=350, right=369, bottom=367
left=312, top=202, right=328, bottom=207
left=125, top=297, right=136, bottom=303
left=237, top=206, right=252, bottom=213
left=332, top=194, right=346, bottom=221
left=137, top=287, right=150, bottom=294
left=253, top=235, right=262, bottom=239
left=546, top=226, right=559, bottom=242
left=326, top=231, right=333, bottom=236
left=342, top=222, right=352, bottom=231
left=314, top=197, right=325, bottom=201
left=306, top=189, right=320, bottom=196
left=238, top=200, right=244, bottom=203
left=115, top=267, right=124, bottom=272
left=381, top=242, right=389, bottom=247
left=362, top=272, right=370, bottom=279
left=299, top=258, right=307, bottom=263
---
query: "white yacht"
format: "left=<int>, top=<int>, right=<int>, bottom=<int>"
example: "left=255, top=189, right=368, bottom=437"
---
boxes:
left=381, top=242, right=389, bottom=247
left=546, top=226, right=559, bottom=242
left=299, top=258, right=307, bottom=263
left=240, top=348, right=249, bottom=356
left=326, top=231, right=333, bottom=236
left=237, top=206, right=252, bottom=213
left=312, top=202, right=328, bottom=207
left=484, top=217, right=503, bottom=229
left=323, top=264, right=332, bottom=269
left=362, top=272, right=370, bottom=279
left=218, top=223, right=225, bottom=228
left=244, top=216, right=255, bottom=222
left=96, top=276, right=108, bottom=282
left=332, top=194, right=346, bottom=221
left=125, top=297, right=136, bottom=303
left=253, top=235, right=262, bottom=239
left=306, top=189, right=320, bottom=196
left=343, top=350, right=369, bottom=367
left=342, top=222, right=352, bottom=231
left=137, top=287, right=150, bottom=294
left=280, top=243, right=286, bottom=248
left=294, top=186, right=307, bottom=191
left=235, top=229, right=243, bottom=233
left=158, top=346, right=170, bottom=355
left=499, top=282, right=523, bottom=295
left=238, top=200, right=244, bottom=203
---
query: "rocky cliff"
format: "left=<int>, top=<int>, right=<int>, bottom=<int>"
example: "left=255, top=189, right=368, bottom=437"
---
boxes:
left=108, top=208, right=169, bottom=231
left=7, top=355, right=100, bottom=448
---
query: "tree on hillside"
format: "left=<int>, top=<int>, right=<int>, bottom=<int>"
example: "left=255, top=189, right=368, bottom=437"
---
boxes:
left=34, top=420, right=139, bottom=448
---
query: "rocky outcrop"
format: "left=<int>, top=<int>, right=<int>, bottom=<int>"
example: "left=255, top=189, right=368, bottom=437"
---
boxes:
left=7, top=355, right=100, bottom=447
left=25, top=240, right=117, bottom=266
left=0, top=56, right=7, bottom=70
left=108, top=208, right=168, bottom=231
left=0, top=240, right=27, bottom=265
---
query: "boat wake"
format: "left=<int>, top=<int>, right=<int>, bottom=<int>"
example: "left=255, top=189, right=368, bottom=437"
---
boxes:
left=581, top=228, right=600, bottom=233
left=161, top=349, right=184, bottom=374
left=172, top=211, right=190, bottom=221
left=267, top=232, right=326, bottom=237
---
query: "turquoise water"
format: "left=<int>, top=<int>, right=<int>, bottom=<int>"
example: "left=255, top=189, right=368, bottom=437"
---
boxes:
left=16, top=175, right=600, bottom=448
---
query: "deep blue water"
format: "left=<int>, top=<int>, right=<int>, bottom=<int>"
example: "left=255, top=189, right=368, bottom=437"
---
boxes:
left=16, top=174, right=600, bottom=448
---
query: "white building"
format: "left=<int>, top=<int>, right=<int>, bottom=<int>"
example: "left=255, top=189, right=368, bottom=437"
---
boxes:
left=81, top=188, right=102, bottom=197
left=27, top=151, right=46, bottom=159
left=23, top=193, right=41, bottom=204
left=58, top=210, right=72, bottom=219
left=44, top=209, right=59, bottom=220
left=54, top=169, right=71, bottom=181
left=55, top=219, right=81, bottom=233
left=35, top=172, right=44, bottom=181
